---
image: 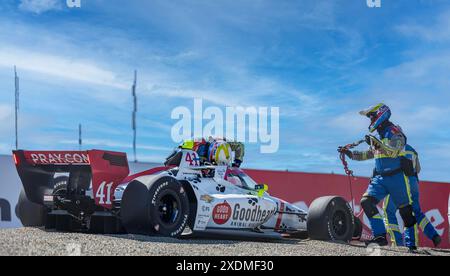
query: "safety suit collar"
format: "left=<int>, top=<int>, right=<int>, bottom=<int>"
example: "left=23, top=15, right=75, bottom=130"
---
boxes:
left=376, top=120, right=393, bottom=138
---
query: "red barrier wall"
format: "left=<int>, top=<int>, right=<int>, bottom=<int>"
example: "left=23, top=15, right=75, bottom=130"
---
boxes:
left=245, top=169, right=450, bottom=249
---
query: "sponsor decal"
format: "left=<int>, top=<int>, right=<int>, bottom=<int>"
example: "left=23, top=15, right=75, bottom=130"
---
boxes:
left=214, top=166, right=227, bottom=180
left=0, top=198, right=11, bottom=222
left=216, top=184, right=226, bottom=193
left=151, top=181, right=169, bottom=205
left=200, top=194, right=214, bottom=203
left=27, top=152, right=89, bottom=165
left=194, top=203, right=211, bottom=231
left=231, top=203, right=276, bottom=228
left=43, top=195, right=54, bottom=202
left=171, top=214, right=189, bottom=237
left=212, top=201, right=232, bottom=225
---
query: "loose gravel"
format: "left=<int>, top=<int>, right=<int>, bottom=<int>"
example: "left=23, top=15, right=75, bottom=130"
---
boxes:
left=0, top=228, right=448, bottom=256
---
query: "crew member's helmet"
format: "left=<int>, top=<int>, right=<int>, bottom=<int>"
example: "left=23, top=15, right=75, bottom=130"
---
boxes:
left=359, top=103, right=391, bottom=133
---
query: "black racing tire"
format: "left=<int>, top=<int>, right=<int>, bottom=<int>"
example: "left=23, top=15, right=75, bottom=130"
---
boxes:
left=353, top=216, right=363, bottom=240
left=121, top=175, right=190, bottom=238
left=16, top=176, right=69, bottom=227
left=307, top=196, right=354, bottom=242
left=52, top=176, right=69, bottom=209
left=52, top=176, right=69, bottom=194
left=16, top=189, right=47, bottom=227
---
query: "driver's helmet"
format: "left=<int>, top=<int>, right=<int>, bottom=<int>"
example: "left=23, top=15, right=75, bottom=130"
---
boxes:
left=208, top=141, right=232, bottom=165
left=359, top=103, right=391, bottom=133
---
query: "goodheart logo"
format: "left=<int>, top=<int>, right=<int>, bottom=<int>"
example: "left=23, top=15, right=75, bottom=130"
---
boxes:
left=212, top=201, right=232, bottom=225
left=232, top=204, right=276, bottom=225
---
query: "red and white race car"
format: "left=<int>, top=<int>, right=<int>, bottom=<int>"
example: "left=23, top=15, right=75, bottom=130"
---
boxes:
left=13, top=149, right=359, bottom=242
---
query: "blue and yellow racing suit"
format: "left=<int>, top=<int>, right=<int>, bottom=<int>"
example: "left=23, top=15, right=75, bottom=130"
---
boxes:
left=351, top=124, right=413, bottom=238
left=384, top=145, right=438, bottom=247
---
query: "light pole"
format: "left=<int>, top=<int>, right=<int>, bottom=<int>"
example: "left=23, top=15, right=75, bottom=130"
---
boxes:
left=14, top=66, right=19, bottom=150
left=132, top=70, right=137, bottom=163
left=78, top=124, right=82, bottom=151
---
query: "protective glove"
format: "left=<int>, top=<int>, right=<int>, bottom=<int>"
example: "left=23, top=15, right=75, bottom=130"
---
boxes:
left=337, top=147, right=353, bottom=159
left=365, top=135, right=382, bottom=149
left=365, top=135, right=372, bottom=145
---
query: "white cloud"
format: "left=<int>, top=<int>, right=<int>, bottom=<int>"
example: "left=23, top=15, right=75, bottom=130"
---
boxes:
left=59, top=139, right=172, bottom=152
left=0, top=105, right=13, bottom=136
left=395, top=9, right=450, bottom=42
left=19, top=0, right=62, bottom=14
left=0, top=105, right=13, bottom=122
left=0, top=47, right=128, bottom=90
left=328, top=110, right=368, bottom=135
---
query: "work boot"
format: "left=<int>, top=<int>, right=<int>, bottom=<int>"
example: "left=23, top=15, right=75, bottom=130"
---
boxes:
left=365, top=235, right=388, bottom=247
left=432, top=235, right=442, bottom=247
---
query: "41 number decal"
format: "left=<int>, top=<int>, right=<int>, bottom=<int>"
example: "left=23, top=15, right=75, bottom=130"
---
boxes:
left=96, top=181, right=114, bottom=205
left=185, top=152, right=200, bottom=166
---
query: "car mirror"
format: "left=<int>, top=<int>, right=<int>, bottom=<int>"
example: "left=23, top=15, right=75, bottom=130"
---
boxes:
left=256, top=184, right=269, bottom=197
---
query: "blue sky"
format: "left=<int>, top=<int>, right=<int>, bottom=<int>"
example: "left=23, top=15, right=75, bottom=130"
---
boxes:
left=1, top=0, right=450, bottom=181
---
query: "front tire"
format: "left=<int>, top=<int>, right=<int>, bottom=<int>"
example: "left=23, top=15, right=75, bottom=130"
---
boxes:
left=307, top=196, right=354, bottom=242
left=121, top=176, right=190, bottom=238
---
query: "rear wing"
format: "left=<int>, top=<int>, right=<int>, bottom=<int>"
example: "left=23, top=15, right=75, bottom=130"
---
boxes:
left=13, top=150, right=130, bottom=209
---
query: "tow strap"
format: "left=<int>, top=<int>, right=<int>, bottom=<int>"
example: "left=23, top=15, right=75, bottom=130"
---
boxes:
left=339, top=139, right=365, bottom=177
left=339, top=139, right=365, bottom=212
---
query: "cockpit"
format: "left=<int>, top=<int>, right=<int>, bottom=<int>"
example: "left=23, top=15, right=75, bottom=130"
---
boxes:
left=225, top=168, right=259, bottom=191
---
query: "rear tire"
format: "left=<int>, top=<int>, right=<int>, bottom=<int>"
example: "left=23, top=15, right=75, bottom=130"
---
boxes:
left=16, top=189, right=47, bottom=227
left=16, top=176, right=69, bottom=228
left=121, top=176, right=190, bottom=237
left=307, top=196, right=354, bottom=242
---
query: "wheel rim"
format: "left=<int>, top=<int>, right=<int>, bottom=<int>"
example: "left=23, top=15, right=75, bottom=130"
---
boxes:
left=331, top=210, right=348, bottom=237
left=157, top=193, right=180, bottom=225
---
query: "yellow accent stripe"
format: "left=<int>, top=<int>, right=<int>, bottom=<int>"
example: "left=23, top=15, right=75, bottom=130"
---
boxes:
left=404, top=174, right=413, bottom=205
left=404, top=174, right=420, bottom=246
left=383, top=195, right=396, bottom=246
left=370, top=103, right=384, bottom=113
left=376, top=152, right=413, bottom=159
left=400, top=151, right=416, bottom=157
left=386, top=224, right=401, bottom=232
left=414, top=224, right=419, bottom=247
left=374, top=154, right=391, bottom=159
left=419, top=217, right=430, bottom=231
left=373, top=214, right=383, bottom=220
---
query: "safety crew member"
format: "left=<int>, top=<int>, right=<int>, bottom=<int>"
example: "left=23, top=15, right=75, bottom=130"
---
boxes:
left=384, top=144, right=441, bottom=251
left=339, top=103, right=418, bottom=246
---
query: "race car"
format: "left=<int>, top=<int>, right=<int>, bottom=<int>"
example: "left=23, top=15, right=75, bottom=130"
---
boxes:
left=13, top=149, right=359, bottom=242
